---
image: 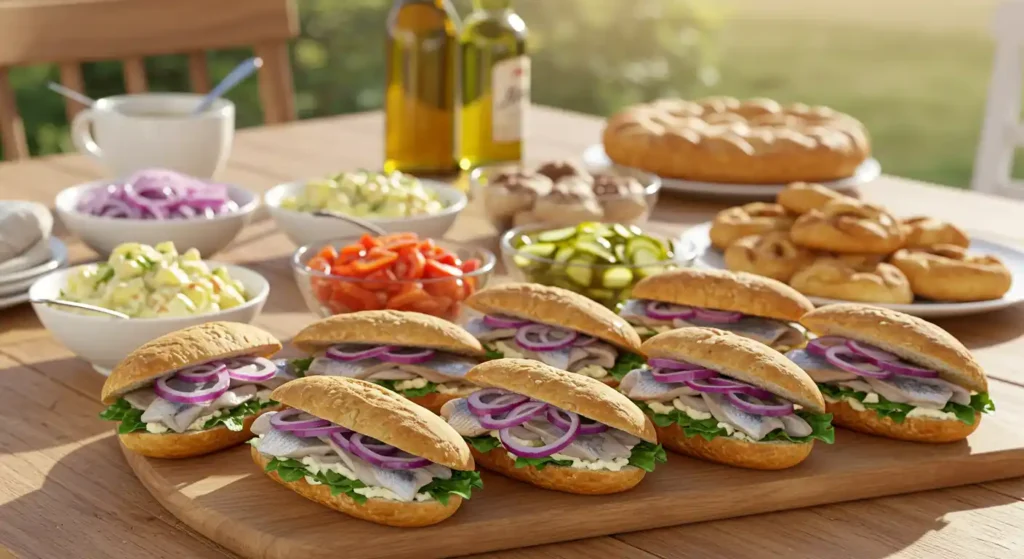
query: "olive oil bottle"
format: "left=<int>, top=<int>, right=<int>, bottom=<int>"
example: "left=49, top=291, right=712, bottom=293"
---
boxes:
left=384, top=0, right=460, bottom=175
left=459, top=0, right=529, bottom=170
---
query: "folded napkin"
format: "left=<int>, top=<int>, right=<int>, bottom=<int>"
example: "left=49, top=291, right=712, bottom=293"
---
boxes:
left=0, top=201, right=53, bottom=268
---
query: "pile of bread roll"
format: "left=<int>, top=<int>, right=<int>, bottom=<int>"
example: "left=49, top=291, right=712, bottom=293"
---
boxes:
left=710, top=183, right=1012, bottom=304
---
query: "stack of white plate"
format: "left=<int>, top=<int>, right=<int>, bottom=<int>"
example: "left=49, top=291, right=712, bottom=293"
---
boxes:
left=0, top=237, right=69, bottom=311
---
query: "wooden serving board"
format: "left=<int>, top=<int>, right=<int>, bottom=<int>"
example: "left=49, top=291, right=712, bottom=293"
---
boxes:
left=126, top=378, right=1024, bottom=559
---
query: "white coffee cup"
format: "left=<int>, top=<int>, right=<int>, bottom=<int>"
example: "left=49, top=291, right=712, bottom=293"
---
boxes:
left=71, top=93, right=235, bottom=179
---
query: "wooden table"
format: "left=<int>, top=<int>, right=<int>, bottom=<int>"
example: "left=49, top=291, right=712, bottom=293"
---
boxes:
left=3, top=107, right=1024, bottom=559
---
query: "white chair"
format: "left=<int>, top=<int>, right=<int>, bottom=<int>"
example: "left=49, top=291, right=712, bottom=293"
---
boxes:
left=973, top=0, right=1024, bottom=196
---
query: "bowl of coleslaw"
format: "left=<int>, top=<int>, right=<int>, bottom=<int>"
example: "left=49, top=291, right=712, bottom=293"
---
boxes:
left=29, top=241, right=270, bottom=373
left=264, top=171, right=467, bottom=246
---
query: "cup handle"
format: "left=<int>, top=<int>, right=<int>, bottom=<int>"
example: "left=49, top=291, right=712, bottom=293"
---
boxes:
left=70, top=109, right=103, bottom=160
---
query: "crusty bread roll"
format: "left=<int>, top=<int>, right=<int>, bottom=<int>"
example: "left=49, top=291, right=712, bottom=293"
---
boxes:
left=643, top=328, right=825, bottom=412
left=776, top=182, right=849, bottom=215
left=102, top=321, right=282, bottom=403
left=469, top=446, right=647, bottom=494
left=121, top=404, right=283, bottom=459
left=889, top=245, right=1011, bottom=302
left=467, top=359, right=657, bottom=442
left=101, top=322, right=283, bottom=459
left=292, top=310, right=484, bottom=357
left=463, top=359, right=655, bottom=494
left=799, top=304, right=987, bottom=393
left=723, top=231, right=818, bottom=283
left=652, top=422, right=813, bottom=470
left=789, top=256, right=913, bottom=304
left=709, top=202, right=794, bottom=250
left=272, top=376, right=475, bottom=470
left=900, top=216, right=970, bottom=249
left=254, top=377, right=475, bottom=526
left=251, top=447, right=462, bottom=527
left=790, top=199, right=905, bottom=254
left=465, top=283, right=642, bottom=352
left=639, top=328, right=825, bottom=469
left=602, top=97, right=871, bottom=184
left=825, top=399, right=980, bottom=443
left=632, top=268, right=814, bottom=323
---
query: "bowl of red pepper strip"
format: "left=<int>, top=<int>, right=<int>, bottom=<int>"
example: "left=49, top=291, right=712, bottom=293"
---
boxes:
left=292, top=233, right=496, bottom=321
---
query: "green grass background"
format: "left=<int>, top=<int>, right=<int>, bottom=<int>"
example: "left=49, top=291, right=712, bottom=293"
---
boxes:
left=3, top=0, right=1006, bottom=189
left=704, top=0, right=999, bottom=188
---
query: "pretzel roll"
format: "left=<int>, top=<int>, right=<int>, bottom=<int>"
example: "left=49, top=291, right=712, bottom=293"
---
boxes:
left=709, top=202, right=795, bottom=250
left=890, top=245, right=1011, bottom=302
left=790, top=199, right=904, bottom=254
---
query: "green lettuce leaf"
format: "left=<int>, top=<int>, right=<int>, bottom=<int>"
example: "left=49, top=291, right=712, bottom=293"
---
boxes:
left=627, top=441, right=667, bottom=472
left=513, top=456, right=574, bottom=470
left=483, top=344, right=504, bottom=360
left=636, top=401, right=727, bottom=441
left=310, top=469, right=368, bottom=503
left=636, top=402, right=834, bottom=444
left=609, top=352, right=646, bottom=382
left=374, top=379, right=439, bottom=398
left=762, top=412, right=835, bottom=444
left=289, top=357, right=314, bottom=377
left=265, top=457, right=308, bottom=483
left=98, top=398, right=147, bottom=434
left=264, top=456, right=477, bottom=505
left=420, top=470, right=483, bottom=505
left=100, top=396, right=279, bottom=435
left=466, top=434, right=503, bottom=453
left=203, top=398, right=279, bottom=431
left=818, top=383, right=993, bottom=425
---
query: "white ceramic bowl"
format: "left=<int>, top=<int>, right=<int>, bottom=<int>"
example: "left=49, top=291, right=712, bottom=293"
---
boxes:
left=55, top=181, right=259, bottom=257
left=264, top=179, right=468, bottom=246
left=29, top=262, right=269, bottom=373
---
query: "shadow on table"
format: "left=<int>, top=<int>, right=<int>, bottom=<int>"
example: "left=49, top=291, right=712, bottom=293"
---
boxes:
left=0, top=359, right=109, bottom=454
left=612, top=483, right=1020, bottom=559
left=0, top=437, right=227, bottom=558
left=936, top=305, right=1024, bottom=350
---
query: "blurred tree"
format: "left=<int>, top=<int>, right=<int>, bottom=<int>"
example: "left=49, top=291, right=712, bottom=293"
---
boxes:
left=3, top=0, right=716, bottom=158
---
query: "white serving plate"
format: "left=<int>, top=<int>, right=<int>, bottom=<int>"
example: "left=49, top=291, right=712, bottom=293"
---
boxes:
left=582, top=144, right=881, bottom=199
left=0, top=290, right=30, bottom=311
left=0, top=237, right=68, bottom=284
left=681, top=221, right=1024, bottom=319
left=29, top=261, right=270, bottom=372
left=0, top=267, right=65, bottom=297
left=264, top=178, right=468, bottom=246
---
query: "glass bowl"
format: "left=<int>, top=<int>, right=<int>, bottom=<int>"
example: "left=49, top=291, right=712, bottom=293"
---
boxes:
left=499, top=222, right=695, bottom=309
left=470, top=163, right=662, bottom=232
left=292, top=237, right=496, bottom=321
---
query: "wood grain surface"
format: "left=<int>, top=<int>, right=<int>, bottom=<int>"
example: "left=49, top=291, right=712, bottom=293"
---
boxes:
left=123, top=375, right=1024, bottom=559
left=2, top=107, right=1024, bottom=558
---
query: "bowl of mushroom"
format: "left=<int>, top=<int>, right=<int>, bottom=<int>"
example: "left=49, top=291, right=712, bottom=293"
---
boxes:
left=471, top=160, right=661, bottom=231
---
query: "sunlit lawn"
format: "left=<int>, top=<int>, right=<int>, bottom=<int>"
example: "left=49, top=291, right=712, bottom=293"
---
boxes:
left=690, top=0, right=999, bottom=188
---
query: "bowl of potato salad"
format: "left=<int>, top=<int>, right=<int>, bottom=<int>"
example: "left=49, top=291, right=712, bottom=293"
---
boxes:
left=264, top=170, right=467, bottom=246
left=29, top=241, right=270, bottom=373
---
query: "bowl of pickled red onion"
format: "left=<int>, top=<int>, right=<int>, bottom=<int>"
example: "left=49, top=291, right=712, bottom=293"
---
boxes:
left=55, top=169, right=259, bottom=257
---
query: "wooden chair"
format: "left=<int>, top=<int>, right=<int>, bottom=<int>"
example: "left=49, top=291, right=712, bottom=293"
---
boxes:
left=973, top=0, right=1024, bottom=196
left=0, top=0, right=298, bottom=161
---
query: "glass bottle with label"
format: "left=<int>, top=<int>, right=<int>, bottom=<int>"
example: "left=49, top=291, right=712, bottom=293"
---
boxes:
left=459, top=0, right=529, bottom=170
left=384, top=0, right=460, bottom=175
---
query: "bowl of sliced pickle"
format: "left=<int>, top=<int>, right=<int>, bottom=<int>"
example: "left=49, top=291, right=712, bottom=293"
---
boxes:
left=500, top=221, right=696, bottom=309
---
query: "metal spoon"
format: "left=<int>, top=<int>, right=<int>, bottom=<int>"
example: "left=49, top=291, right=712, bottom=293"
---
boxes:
left=31, top=298, right=130, bottom=319
left=312, top=211, right=387, bottom=235
left=47, top=82, right=96, bottom=107
left=192, top=57, right=263, bottom=116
